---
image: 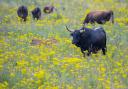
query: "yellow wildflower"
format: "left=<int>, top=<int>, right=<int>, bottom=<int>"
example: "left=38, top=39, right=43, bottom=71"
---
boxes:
left=34, top=70, right=45, bottom=79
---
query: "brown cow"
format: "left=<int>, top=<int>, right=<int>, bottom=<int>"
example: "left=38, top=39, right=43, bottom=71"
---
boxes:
left=83, top=10, right=114, bottom=26
left=43, top=5, right=55, bottom=14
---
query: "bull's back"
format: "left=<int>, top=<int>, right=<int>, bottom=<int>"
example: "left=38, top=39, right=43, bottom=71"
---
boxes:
left=17, top=6, right=28, bottom=17
left=90, top=28, right=106, bottom=47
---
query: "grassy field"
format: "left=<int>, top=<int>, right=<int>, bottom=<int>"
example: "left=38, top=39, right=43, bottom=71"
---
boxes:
left=0, top=0, right=128, bottom=89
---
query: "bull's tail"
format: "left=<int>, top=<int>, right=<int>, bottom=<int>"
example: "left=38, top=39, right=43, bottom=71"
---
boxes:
left=110, top=11, right=114, bottom=24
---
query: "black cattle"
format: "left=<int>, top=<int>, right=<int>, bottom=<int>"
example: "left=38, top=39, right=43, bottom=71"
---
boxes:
left=17, top=5, right=28, bottom=21
left=66, top=26, right=107, bottom=57
left=83, top=10, right=114, bottom=26
left=43, top=5, right=54, bottom=14
left=31, top=7, right=41, bottom=20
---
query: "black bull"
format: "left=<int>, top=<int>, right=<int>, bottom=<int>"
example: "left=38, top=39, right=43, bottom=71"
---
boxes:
left=17, top=5, right=28, bottom=21
left=31, top=7, right=41, bottom=20
left=83, top=10, right=114, bottom=26
left=66, top=26, right=107, bottom=57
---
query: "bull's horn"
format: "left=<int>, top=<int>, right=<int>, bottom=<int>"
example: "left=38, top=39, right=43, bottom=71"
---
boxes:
left=65, top=26, right=73, bottom=32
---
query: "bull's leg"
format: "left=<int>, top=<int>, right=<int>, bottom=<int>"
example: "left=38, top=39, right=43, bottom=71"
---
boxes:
left=91, top=23, right=96, bottom=29
left=37, top=17, right=40, bottom=20
left=24, top=18, right=27, bottom=22
left=87, top=44, right=93, bottom=56
left=81, top=49, right=85, bottom=57
left=87, top=47, right=92, bottom=56
left=101, top=20, right=105, bottom=24
left=110, top=15, right=114, bottom=24
left=87, top=50, right=91, bottom=56
left=102, top=47, right=107, bottom=55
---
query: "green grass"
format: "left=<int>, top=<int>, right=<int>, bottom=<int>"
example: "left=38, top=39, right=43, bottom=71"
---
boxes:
left=0, top=0, right=128, bottom=89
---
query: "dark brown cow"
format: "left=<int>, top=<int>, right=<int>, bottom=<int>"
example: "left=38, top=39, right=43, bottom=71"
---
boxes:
left=43, top=5, right=55, bottom=14
left=17, top=5, right=28, bottom=21
left=31, top=7, right=41, bottom=20
left=83, top=10, right=114, bottom=26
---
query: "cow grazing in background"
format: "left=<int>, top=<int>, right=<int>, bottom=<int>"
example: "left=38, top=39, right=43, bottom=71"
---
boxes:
left=31, top=7, right=41, bottom=20
left=17, top=5, right=28, bottom=21
left=83, top=10, right=114, bottom=26
left=43, top=5, right=55, bottom=14
left=66, top=26, right=107, bottom=57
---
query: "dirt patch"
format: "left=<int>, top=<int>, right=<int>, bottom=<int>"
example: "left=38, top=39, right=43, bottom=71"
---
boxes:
left=30, top=37, right=58, bottom=46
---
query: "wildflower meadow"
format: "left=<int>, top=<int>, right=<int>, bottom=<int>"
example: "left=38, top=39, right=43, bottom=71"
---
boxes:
left=0, top=0, right=128, bottom=89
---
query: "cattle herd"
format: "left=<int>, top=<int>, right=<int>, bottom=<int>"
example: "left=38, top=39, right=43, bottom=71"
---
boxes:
left=17, top=5, right=55, bottom=21
left=17, top=5, right=114, bottom=57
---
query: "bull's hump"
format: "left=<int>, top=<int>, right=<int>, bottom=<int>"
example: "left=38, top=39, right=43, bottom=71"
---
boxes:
left=94, top=27, right=102, bottom=30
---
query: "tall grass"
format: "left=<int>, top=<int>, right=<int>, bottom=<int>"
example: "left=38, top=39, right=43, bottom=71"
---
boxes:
left=0, top=0, right=128, bottom=89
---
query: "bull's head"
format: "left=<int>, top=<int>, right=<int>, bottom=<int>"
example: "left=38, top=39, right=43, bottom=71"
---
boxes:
left=66, top=26, right=85, bottom=45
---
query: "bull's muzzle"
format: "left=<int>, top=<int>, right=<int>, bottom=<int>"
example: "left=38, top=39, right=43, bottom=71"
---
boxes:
left=72, top=41, right=75, bottom=44
left=72, top=40, right=79, bottom=45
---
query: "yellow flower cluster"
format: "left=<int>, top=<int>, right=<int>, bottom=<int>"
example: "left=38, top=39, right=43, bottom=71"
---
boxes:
left=0, top=0, right=128, bottom=89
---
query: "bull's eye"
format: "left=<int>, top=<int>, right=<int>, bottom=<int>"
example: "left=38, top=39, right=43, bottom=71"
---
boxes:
left=70, top=33, right=73, bottom=36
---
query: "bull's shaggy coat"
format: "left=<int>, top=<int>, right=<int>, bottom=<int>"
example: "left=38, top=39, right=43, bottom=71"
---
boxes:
left=31, top=7, right=41, bottom=20
left=66, top=26, right=107, bottom=57
left=17, top=5, right=28, bottom=21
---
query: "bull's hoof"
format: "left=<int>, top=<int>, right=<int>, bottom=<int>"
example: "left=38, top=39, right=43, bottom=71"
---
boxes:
left=87, top=53, right=91, bottom=56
